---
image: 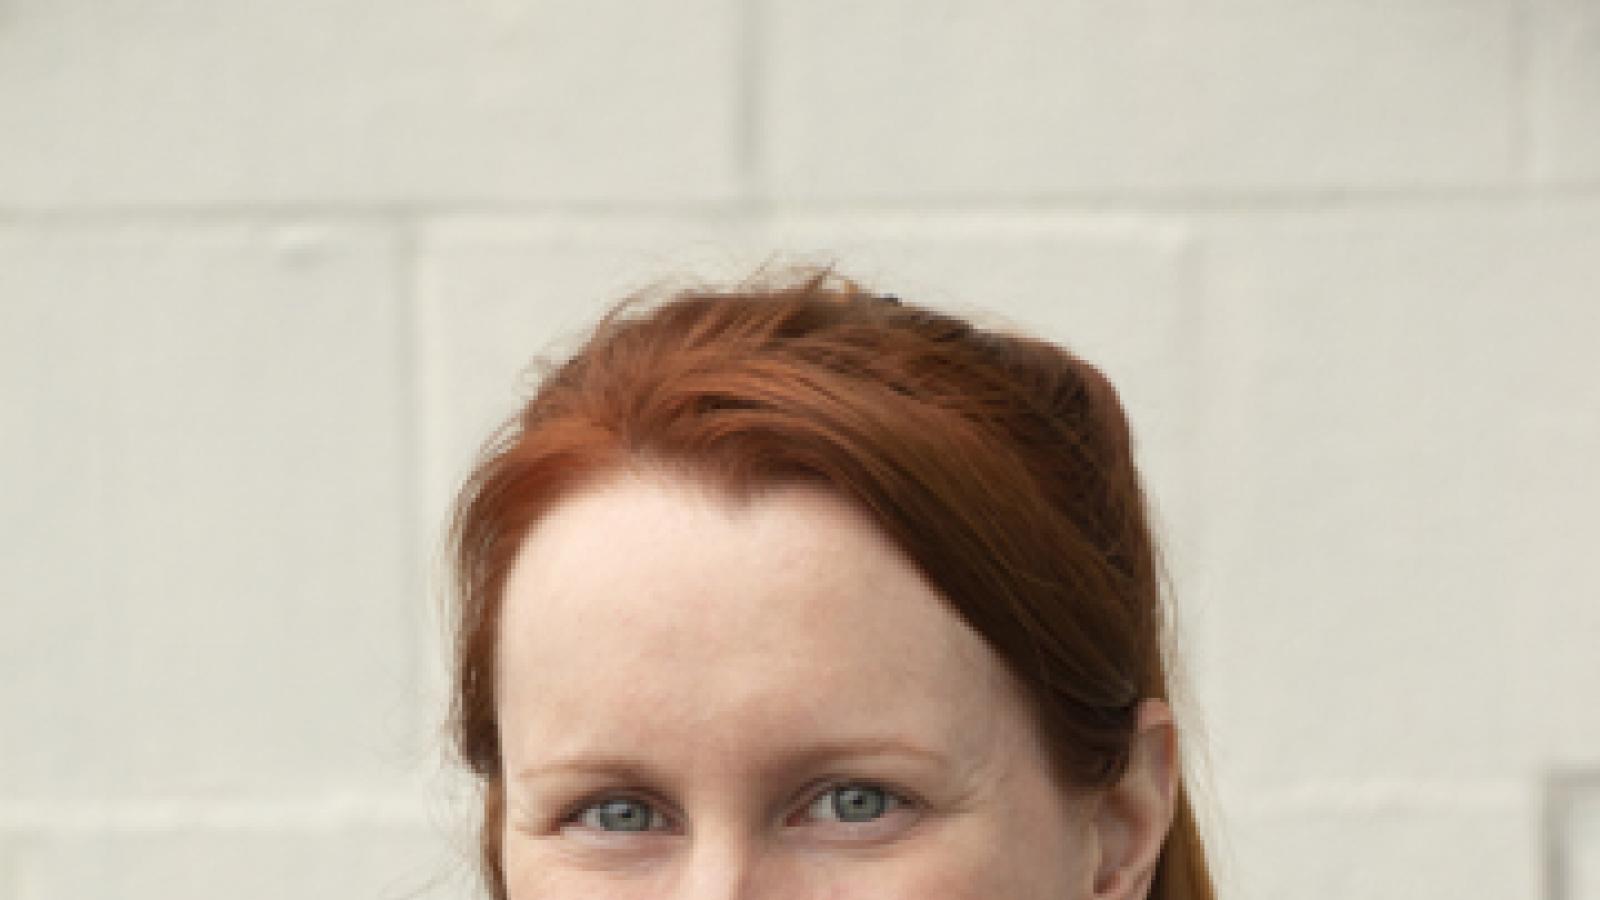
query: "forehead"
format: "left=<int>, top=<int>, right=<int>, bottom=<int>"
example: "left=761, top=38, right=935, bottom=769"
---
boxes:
left=494, top=468, right=1013, bottom=765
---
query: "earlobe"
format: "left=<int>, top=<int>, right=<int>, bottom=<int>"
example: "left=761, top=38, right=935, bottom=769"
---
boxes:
left=1091, top=699, right=1179, bottom=900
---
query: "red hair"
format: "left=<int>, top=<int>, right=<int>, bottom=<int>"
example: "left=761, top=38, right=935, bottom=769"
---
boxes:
left=447, top=266, right=1215, bottom=900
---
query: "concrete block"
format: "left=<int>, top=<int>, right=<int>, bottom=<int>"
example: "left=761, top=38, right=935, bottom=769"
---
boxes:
left=1191, top=206, right=1600, bottom=792
left=14, top=824, right=478, bottom=900
left=0, top=224, right=423, bottom=807
left=764, top=0, right=1516, bottom=198
left=1551, top=773, right=1600, bottom=900
left=1216, top=796, right=1538, bottom=900
left=0, top=833, right=21, bottom=900
left=0, top=0, right=740, bottom=208
left=1530, top=0, right=1600, bottom=183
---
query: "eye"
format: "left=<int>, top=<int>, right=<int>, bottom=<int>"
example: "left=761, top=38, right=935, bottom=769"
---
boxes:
left=556, top=781, right=921, bottom=839
left=803, top=781, right=910, bottom=825
left=561, top=794, right=671, bottom=835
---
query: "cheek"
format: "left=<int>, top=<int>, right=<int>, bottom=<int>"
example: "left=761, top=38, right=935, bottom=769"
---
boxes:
left=503, top=845, right=675, bottom=900
left=498, top=792, right=1094, bottom=900
left=805, top=778, right=1094, bottom=900
left=874, top=815, right=1093, bottom=900
left=900, top=761, right=1098, bottom=900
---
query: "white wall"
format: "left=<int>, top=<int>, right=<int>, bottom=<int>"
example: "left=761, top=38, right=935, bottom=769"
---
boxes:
left=3, top=2, right=1598, bottom=898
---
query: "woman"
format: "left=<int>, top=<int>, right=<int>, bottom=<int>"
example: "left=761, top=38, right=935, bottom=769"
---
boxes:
left=446, top=266, right=1216, bottom=899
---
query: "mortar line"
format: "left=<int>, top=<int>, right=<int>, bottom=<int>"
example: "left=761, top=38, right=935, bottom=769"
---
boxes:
left=390, top=210, right=440, bottom=781
left=1510, top=0, right=1535, bottom=183
left=1545, top=771, right=1567, bottom=900
left=735, top=0, right=769, bottom=219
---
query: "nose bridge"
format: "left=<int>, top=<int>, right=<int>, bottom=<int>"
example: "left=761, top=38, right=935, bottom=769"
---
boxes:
left=677, top=823, right=769, bottom=900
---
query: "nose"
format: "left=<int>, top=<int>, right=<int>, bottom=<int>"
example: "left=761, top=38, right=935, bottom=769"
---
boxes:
left=675, top=829, right=813, bottom=900
left=677, top=833, right=759, bottom=900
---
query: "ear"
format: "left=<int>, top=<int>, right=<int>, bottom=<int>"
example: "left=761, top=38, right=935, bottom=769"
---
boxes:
left=1090, top=698, right=1179, bottom=900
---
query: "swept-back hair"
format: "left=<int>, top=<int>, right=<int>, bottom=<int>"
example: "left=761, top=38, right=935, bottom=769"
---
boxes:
left=447, top=266, right=1214, bottom=900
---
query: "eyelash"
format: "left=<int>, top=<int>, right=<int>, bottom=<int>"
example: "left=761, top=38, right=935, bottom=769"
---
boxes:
left=556, top=780, right=917, bottom=838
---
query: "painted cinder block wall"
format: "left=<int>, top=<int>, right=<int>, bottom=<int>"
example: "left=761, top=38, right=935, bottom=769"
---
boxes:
left=3, top=2, right=1598, bottom=898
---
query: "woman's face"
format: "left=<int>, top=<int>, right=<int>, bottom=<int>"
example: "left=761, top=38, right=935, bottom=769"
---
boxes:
left=495, top=467, right=1101, bottom=899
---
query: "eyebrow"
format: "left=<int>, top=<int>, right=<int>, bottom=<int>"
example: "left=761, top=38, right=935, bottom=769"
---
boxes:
left=515, top=736, right=949, bottom=783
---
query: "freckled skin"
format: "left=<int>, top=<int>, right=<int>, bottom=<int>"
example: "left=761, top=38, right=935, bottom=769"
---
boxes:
left=495, top=467, right=1102, bottom=899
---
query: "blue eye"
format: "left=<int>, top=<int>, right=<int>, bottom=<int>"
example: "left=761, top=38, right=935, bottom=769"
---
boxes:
left=569, top=796, right=669, bottom=833
left=561, top=781, right=913, bottom=837
left=806, top=782, right=904, bottom=824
